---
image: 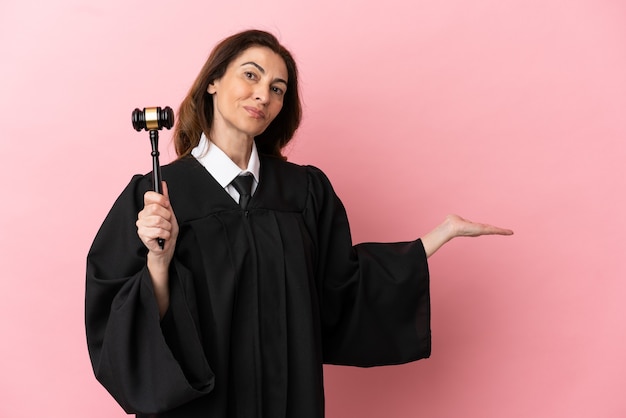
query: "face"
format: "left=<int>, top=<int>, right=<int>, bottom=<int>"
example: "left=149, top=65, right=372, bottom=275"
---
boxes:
left=208, top=46, right=288, bottom=141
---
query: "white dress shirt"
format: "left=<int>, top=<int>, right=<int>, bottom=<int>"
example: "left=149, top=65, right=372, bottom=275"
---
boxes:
left=191, top=132, right=260, bottom=204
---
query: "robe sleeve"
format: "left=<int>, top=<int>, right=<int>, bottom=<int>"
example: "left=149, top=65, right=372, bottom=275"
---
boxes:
left=85, top=175, right=214, bottom=414
left=306, top=166, right=431, bottom=367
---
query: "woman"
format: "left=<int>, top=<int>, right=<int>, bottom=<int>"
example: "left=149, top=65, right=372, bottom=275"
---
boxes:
left=85, top=29, right=512, bottom=418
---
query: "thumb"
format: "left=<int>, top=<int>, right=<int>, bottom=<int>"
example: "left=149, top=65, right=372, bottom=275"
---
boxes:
left=162, top=181, right=179, bottom=229
left=162, top=181, right=170, bottom=199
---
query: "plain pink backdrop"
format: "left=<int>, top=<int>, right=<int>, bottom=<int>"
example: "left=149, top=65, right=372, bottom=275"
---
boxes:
left=1, top=0, right=625, bottom=417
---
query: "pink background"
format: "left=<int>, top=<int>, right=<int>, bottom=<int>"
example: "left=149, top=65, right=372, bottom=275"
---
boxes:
left=1, top=0, right=625, bottom=417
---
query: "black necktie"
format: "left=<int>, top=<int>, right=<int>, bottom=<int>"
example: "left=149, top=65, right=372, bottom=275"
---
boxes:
left=231, top=175, right=253, bottom=210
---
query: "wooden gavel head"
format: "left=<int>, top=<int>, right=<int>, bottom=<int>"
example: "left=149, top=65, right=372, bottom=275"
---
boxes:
left=131, top=106, right=174, bottom=131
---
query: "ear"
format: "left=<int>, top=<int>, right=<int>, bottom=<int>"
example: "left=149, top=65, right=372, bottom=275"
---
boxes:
left=207, top=81, right=217, bottom=95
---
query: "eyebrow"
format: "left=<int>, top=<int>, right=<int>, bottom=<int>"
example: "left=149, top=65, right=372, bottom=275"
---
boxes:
left=241, top=61, right=288, bottom=86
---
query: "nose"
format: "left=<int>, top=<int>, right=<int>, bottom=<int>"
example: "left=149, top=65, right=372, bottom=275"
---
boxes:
left=254, top=84, right=270, bottom=104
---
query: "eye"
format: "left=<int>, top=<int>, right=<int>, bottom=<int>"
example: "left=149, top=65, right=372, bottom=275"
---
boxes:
left=244, top=71, right=258, bottom=80
left=271, top=86, right=285, bottom=96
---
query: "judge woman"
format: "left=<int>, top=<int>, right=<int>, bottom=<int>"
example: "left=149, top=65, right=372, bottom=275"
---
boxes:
left=85, top=29, right=513, bottom=418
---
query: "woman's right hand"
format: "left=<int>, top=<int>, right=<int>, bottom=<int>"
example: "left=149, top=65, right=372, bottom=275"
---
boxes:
left=136, top=181, right=179, bottom=317
left=137, top=182, right=179, bottom=257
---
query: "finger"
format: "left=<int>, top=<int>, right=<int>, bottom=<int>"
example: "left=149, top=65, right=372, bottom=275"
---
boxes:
left=475, top=223, right=514, bottom=236
left=139, top=205, right=172, bottom=224
left=136, top=219, right=173, bottom=245
left=144, top=190, right=170, bottom=208
left=138, top=224, right=173, bottom=240
left=481, top=222, right=514, bottom=235
left=138, top=212, right=173, bottom=229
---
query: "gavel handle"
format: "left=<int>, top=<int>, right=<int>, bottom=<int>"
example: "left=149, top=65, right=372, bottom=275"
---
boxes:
left=150, top=130, right=165, bottom=250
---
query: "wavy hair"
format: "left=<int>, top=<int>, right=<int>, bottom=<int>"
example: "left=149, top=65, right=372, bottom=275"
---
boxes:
left=174, top=30, right=302, bottom=159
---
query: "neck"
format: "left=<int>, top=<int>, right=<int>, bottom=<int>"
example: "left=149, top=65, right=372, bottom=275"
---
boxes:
left=210, top=132, right=253, bottom=170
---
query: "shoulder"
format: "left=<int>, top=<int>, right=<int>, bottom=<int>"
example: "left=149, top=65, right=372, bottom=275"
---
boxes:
left=259, top=154, right=306, bottom=176
left=115, top=157, right=205, bottom=206
left=260, top=155, right=336, bottom=195
left=260, top=155, right=341, bottom=213
left=260, top=155, right=333, bottom=186
left=111, top=173, right=151, bottom=211
left=161, top=155, right=206, bottom=181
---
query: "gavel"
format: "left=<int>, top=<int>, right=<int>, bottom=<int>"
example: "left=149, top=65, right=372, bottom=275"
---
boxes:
left=131, top=106, right=175, bottom=249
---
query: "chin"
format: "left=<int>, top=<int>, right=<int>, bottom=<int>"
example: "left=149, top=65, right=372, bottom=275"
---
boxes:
left=246, top=125, right=270, bottom=138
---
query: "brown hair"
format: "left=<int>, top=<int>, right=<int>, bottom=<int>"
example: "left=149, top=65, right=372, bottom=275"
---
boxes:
left=174, top=29, right=301, bottom=159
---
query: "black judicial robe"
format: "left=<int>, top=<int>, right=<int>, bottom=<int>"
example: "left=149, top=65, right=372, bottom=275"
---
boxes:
left=85, top=154, right=431, bottom=417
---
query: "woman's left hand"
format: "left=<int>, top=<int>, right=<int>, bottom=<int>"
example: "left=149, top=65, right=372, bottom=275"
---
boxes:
left=421, top=214, right=513, bottom=258
left=444, top=214, right=514, bottom=238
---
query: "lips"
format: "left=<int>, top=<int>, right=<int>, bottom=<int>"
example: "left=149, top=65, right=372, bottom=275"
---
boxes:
left=243, top=106, right=265, bottom=119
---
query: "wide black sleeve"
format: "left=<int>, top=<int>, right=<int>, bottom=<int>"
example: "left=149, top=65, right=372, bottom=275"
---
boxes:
left=306, top=166, right=431, bottom=367
left=85, top=175, right=214, bottom=414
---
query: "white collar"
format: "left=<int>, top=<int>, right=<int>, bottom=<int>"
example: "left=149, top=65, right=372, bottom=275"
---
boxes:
left=191, top=132, right=261, bottom=189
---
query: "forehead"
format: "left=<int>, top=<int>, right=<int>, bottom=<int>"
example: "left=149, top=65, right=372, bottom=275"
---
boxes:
left=230, top=46, right=288, bottom=79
